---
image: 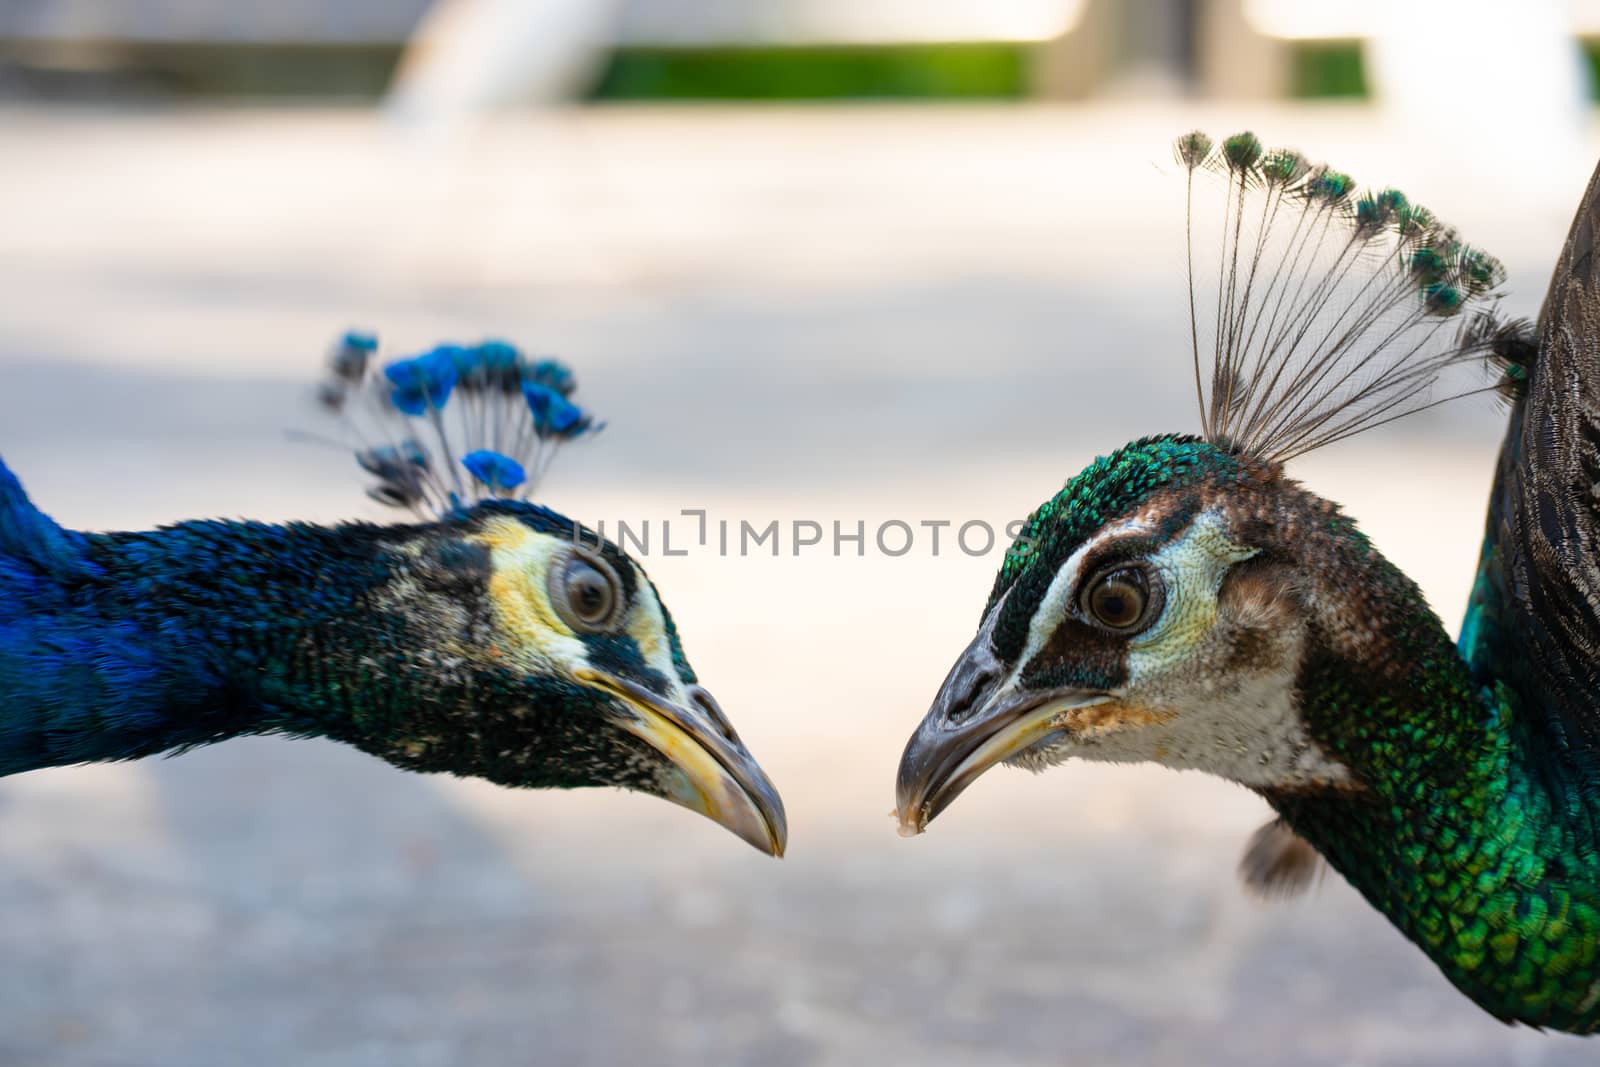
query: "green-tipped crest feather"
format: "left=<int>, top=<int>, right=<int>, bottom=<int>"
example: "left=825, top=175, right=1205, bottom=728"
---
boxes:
left=1261, top=148, right=1309, bottom=186
left=1354, top=193, right=1392, bottom=232
left=1395, top=203, right=1437, bottom=242
left=1377, top=188, right=1409, bottom=215
left=1305, top=169, right=1355, bottom=203
left=1177, top=130, right=1512, bottom=460
left=1459, top=246, right=1506, bottom=295
left=1221, top=131, right=1264, bottom=172
left=1174, top=131, right=1213, bottom=170
left=1410, top=245, right=1452, bottom=286
left=1424, top=283, right=1466, bottom=316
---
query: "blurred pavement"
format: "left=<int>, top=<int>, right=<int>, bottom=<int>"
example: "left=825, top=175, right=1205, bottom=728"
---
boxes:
left=0, top=102, right=1594, bottom=1065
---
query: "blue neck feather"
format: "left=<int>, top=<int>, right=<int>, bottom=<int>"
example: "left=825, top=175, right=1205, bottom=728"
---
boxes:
left=0, top=459, right=398, bottom=775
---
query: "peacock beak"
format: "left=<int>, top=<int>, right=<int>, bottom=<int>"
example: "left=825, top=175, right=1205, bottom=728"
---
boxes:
left=576, top=669, right=787, bottom=857
left=895, top=632, right=1109, bottom=837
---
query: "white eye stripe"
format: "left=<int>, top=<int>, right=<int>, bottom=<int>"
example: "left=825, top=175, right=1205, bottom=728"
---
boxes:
left=1008, top=514, right=1153, bottom=687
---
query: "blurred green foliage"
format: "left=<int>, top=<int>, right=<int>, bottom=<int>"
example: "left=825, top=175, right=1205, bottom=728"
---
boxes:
left=84, top=44, right=402, bottom=97
left=590, top=44, right=1027, bottom=101
left=1289, top=43, right=1367, bottom=98
left=38, top=37, right=1600, bottom=104
left=1291, top=41, right=1600, bottom=100
left=1584, top=45, right=1600, bottom=99
left=34, top=41, right=1025, bottom=101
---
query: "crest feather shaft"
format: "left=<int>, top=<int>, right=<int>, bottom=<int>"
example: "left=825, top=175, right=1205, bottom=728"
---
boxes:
left=306, top=331, right=603, bottom=517
left=1176, top=130, right=1519, bottom=461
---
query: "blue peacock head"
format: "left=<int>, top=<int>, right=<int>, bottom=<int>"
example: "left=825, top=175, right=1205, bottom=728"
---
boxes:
left=308, top=331, right=785, bottom=855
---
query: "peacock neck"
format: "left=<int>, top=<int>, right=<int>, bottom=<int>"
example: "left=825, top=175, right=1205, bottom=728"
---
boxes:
left=1267, top=534, right=1600, bottom=1031
left=0, top=519, right=402, bottom=776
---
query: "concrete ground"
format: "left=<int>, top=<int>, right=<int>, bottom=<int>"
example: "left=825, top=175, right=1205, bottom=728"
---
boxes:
left=0, top=102, right=1595, bottom=1065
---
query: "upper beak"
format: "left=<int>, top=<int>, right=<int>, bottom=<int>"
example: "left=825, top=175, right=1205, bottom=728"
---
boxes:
left=894, top=632, right=1108, bottom=837
left=577, top=669, right=788, bottom=857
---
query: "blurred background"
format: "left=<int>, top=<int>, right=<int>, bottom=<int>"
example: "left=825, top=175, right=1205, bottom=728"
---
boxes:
left=1, top=1, right=1598, bottom=1064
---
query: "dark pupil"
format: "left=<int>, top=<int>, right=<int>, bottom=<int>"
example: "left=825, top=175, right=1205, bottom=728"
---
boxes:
left=1092, top=574, right=1144, bottom=628
left=570, top=566, right=611, bottom=621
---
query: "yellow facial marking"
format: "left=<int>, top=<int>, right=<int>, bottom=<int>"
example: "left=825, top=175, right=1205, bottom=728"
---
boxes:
left=623, top=581, right=693, bottom=699
left=470, top=517, right=589, bottom=669
left=625, top=586, right=665, bottom=664
left=467, top=517, right=690, bottom=702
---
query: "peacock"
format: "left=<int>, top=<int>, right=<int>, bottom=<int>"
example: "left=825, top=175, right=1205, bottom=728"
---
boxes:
left=0, top=333, right=785, bottom=856
left=895, top=132, right=1600, bottom=1031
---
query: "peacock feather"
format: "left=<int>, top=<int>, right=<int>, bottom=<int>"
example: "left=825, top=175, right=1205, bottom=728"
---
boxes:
left=311, top=331, right=603, bottom=515
left=1173, top=129, right=1514, bottom=459
left=0, top=332, right=785, bottom=855
left=896, top=132, right=1600, bottom=1031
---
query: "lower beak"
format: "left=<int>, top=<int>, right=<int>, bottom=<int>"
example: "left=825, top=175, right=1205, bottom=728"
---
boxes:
left=578, top=669, right=788, bottom=857
left=895, top=683, right=1109, bottom=838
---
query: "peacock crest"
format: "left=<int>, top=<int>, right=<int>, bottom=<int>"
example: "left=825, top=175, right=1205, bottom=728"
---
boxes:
left=312, top=331, right=603, bottom=516
left=1175, top=130, right=1530, bottom=462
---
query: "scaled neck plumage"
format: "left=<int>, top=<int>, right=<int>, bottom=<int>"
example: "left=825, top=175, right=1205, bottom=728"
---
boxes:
left=1266, top=501, right=1600, bottom=1031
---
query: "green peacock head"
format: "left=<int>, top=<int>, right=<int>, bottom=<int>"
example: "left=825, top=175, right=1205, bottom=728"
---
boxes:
left=895, top=434, right=1366, bottom=836
left=895, top=132, right=1530, bottom=842
left=304, top=332, right=785, bottom=856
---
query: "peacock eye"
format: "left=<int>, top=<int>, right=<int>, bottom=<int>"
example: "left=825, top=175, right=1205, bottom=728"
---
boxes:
left=551, top=552, right=624, bottom=633
left=1082, top=564, right=1161, bottom=634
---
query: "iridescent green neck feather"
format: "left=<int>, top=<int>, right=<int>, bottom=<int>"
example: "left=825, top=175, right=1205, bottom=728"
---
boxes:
left=899, top=432, right=1600, bottom=1032
left=895, top=130, right=1600, bottom=1030
left=1267, top=471, right=1600, bottom=1031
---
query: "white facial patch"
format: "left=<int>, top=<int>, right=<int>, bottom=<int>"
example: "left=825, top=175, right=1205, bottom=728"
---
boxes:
left=1126, top=509, right=1257, bottom=677
left=1031, top=507, right=1354, bottom=790
left=1006, top=513, right=1152, bottom=691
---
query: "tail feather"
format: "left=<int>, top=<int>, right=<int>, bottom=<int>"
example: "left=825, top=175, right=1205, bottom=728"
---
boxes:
left=0, top=456, right=99, bottom=583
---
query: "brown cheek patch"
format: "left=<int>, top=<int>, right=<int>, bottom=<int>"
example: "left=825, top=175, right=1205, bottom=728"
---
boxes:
left=1219, top=562, right=1296, bottom=628
left=1215, top=562, right=1301, bottom=674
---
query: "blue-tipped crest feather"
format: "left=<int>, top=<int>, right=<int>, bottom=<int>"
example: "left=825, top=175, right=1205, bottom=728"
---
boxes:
left=384, top=347, right=459, bottom=416
left=312, top=334, right=603, bottom=516
left=462, top=450, right=527, bottom=494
